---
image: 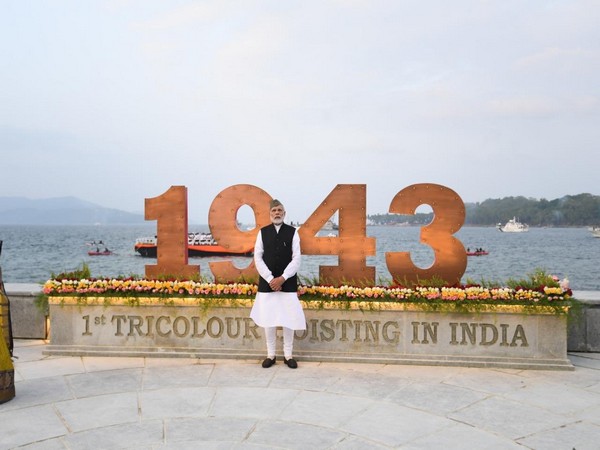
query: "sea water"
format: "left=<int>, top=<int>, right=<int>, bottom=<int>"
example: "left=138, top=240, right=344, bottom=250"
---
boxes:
left=0, top=224, right=598, bottom=290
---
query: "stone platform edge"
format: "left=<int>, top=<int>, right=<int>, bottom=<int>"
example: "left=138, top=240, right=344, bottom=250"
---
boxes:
left=43, top=344, right=574, bottom=371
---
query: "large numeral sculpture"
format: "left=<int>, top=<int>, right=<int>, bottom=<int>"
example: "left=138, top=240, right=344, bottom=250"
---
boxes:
left=142, top=183, right=467, bottom=286
left=208, top=184, right=271, bottom=283
left=298, top=185, right=376, bottom=286
left=385, top=184, right=466, bottom=286
left=144, top=186, right=199, bottom=279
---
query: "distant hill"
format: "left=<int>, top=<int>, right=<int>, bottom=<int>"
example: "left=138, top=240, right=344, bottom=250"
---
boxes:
left=0, top=196, right=145, bottom=225
left=368, top=193, right=600, bottom=227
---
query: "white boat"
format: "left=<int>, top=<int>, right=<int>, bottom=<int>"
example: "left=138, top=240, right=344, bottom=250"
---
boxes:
left=497, top=217, right=529, bottom=233
left=322, top=219, right=339, bottom=231
left=589, top=226, right=600, bottom=238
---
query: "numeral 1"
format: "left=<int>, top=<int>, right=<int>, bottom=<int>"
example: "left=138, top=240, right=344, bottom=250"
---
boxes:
left=144, top=186, right=200, bottom=279
left=82, top=315, right=92, bottom=336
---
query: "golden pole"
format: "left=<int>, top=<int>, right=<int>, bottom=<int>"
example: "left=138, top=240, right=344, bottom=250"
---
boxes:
left=0, top=240, right=15, bottom=403
left=0, top=328, right=14, bottom=404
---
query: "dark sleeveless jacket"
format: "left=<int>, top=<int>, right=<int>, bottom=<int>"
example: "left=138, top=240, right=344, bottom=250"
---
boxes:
left=257, top=223, right=298, bottom=293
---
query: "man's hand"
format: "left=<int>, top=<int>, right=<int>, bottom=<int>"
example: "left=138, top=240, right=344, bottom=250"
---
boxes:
left=269, top=276, right=285, bottom=291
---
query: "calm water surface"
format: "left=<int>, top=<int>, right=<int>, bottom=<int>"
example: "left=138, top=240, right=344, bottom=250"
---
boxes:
left=0, top=224, right=598, bottom=290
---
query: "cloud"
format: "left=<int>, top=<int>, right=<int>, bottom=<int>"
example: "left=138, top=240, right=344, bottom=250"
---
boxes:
left=130, top=2, right=231, bottom=31
left=2, top=1, right=599, bottom=219
left=487, top=96, right=559, bottom=117
left=487, top=94, right=599, bottom=118
left=515, top=47, right=599, bottom=74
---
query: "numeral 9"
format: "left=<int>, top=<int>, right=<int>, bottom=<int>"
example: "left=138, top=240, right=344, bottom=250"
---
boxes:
left=208, top=184, right=271, bottom=283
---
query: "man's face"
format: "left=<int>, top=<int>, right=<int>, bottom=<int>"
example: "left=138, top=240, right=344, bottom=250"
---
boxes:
left=270, top=205, right=285, bottom=225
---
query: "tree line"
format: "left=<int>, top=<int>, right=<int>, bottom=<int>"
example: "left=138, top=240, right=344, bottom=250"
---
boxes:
left=368, top=194, right=600, bottom=227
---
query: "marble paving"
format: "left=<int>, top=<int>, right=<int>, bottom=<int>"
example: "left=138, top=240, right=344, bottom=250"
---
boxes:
left=2, top=340, right=600, bottom=449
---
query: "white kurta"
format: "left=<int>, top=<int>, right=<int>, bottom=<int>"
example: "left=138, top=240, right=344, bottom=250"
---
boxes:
left=250, top=224, right=307, bottom=330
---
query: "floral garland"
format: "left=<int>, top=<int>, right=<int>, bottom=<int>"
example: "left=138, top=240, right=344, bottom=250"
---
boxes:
left=42, top=277, right=572, bottom=305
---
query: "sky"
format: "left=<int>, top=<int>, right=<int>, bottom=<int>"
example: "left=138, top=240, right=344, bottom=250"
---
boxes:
left=1, top=0, right=599, bottom=224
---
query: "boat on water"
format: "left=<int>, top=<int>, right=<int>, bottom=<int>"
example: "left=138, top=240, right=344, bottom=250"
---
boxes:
left=466, top=249, right=489, bottom=256
left=88, top=249, right=113, bottom=256
left=589, top=226, right=600, bottom=238
left=134, top=232, right=254, bottom=258
left=322, top=219, right=339, bottom=231
left=87, top=240, right=112, bottom=256
left=497, top=217, right=529, bottom=233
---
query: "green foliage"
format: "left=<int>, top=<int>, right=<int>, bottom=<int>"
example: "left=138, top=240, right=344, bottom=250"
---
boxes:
left=51, top=263, right=91, bottom=280
left=298, top=275, right=386, bottom=288
left=368, top=212, right=433, bottom=225
left=151, top=272, right=208, bottom=283
left=298, top=275, right=320, bottom=286
left=34, top=293, right=49, bottom=315
left=370, top=193, right=600, bottom=227
left=392, top=275, right=451, bottom=289
left=505, top=268, right=560, bottom=290
left=301, top=269, right=561, bottom=291
left=464, top=277, right=503, bottom=288
left=465, top=193, right=600, bottom=226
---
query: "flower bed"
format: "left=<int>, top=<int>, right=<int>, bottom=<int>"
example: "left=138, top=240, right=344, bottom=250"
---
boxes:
left=41, top=271, right=574, bottom=370
left=41, top=276, right=573, bottom=311
left=43, top=278, right=571, bottom=314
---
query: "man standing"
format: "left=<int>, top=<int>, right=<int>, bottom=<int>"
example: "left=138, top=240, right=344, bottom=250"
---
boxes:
left=250, top=199, right=306, bottom=369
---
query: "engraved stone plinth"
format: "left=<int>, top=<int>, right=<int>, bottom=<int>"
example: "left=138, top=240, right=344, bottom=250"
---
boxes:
left=44, top=297, right=573, bottom=370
